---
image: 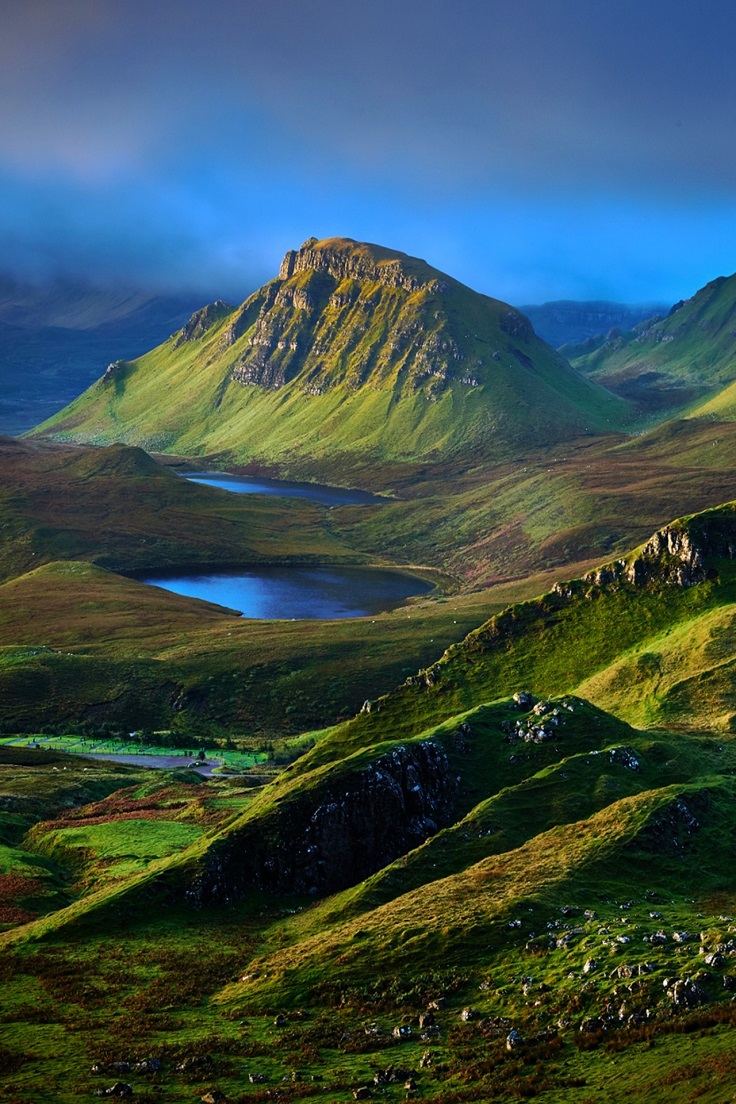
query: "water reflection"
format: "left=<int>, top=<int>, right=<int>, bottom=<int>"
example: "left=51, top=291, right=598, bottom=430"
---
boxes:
left=139, top=564, right=432, bottom=619
left=183, top=471, right=384, bottom=506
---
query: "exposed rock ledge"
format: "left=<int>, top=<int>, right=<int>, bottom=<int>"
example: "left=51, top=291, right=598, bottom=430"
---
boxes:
left=174, top=300, right=233, bottom=347
left=278, top=237, right=441, bottom=295
left=186, top=739, right=457, bottom=904
left=584, top=509, right=736, bottom=590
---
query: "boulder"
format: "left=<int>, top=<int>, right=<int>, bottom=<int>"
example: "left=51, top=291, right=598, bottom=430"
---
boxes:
left=512, top=692, right=534, bottom=709
left=669, top=979, right=710, bottom=1008
left=506, top=1029, right=524, bottom=1050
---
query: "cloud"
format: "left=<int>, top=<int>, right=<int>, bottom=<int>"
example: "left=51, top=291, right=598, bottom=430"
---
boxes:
left=0, top=0, right=735, bottom=300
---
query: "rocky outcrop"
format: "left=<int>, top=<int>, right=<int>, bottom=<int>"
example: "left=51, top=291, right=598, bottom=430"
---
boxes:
left=174, top=300, right=233, bottom=347
left=186, top=740, right=457, bottom=903
left=278, top=237, right=434, bottom=294
left=585, top=508, right=736, bottom=591
left=216, top=237, right=559, bottom=403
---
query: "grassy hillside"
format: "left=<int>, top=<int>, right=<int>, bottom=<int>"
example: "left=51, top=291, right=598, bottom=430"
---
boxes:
left=33, top=237, right=630, bottom=475
left=0, top=435, right=358, bottom=584
left=571, top=272, right=736, bottom=414
left=5, top=429, right=736, bottom=736
left=3, top=701, right=736, bottom=1101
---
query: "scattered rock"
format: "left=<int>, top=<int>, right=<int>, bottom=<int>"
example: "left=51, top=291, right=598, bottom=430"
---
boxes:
left=460, top=1008, right=477, bottom=1021
left=273, top=1013, right=287, bottom=1027
left=201, top=1093, right=226, bottom=1104
left=176, top=1056, right=212, bottom=1073
left=704, top=952, right=726, bottom=968
left=506, top=1029, right=524, bottom=1050
left=134, top=1058, right=160, bottom=1073
left=512, top=692, right=534, bottom=709
left=609, top=746, right=640, bottom=771
left=669, top=978, right=710, bottom=1008
left=583, top=959, right=597, bottom=974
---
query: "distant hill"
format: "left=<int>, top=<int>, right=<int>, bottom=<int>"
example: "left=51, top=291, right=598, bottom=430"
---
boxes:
left=0, top=276, right=203, bottom=435
left=521, top=299, right=666, bottom=349
left=34, top=237, right=629, bottom=478
left=570, top=273, right=736, bottom=413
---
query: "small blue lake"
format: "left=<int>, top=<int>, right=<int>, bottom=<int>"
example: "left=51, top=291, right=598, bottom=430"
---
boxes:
left=183, top=471, right=385, bottom=506
left=138, top=565, right=433, bottom=620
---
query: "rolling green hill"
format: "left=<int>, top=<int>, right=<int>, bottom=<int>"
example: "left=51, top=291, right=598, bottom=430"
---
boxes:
left=33, top=237, right=630, bottom=477
left=4, top=520, right=736, bottom=1101
left=571, top=272, right=736, bottom=414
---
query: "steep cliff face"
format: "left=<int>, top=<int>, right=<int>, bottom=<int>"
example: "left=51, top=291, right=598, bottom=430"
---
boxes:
left=187, top=739, right=457, bottom=903
left=584, top=506, right=736, bottom=590
left=278, top=236, right=433, bottom=292
left=174, top=299, right=234, bottom=346
left=226, top=237, right=501, bottom=400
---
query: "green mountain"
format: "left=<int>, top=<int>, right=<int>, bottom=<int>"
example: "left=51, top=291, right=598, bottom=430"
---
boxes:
left=34, top=237, right=629, bottom=477
left=570, top=272, right=736, bottom=414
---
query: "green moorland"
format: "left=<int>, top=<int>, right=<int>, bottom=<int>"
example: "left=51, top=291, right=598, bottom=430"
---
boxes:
left=570, top=270, right=736, bottom=415
left=6, top=415, right=736, bottom=733
left=3, top=499, right=736, bottom=1101
left=5, top=239, right=736, bottom=1099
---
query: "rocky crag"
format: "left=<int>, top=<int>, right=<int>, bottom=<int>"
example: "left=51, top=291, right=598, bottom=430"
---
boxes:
left=187, top=739, right=457, bottom=902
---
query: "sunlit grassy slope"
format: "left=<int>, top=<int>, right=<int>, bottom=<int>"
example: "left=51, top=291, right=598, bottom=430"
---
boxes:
left=34, top=237, right=630, bottom=475
left=3, top=495, right=736, bottom=1100
left=572, top=271, right=736, bottom=414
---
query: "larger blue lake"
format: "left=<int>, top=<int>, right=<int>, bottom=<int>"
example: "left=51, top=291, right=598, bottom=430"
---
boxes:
left=139, top=565, right=433, bottom=619
left=183, top=471, right=385, bottom=506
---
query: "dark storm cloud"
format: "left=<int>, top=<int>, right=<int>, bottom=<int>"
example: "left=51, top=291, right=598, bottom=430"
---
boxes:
left=1, top=0, right=735, bottom=301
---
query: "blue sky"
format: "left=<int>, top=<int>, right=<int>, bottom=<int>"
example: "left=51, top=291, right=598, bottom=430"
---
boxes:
left=2, top=0, right=736, bottom=305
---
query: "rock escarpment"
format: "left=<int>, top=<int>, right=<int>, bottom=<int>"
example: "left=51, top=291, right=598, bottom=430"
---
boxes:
left=37, top=235, right=628, bottom=467
left=187, top=739, right=457, bottom=903
left=226, top=238, right=487, bottom=400
left=585, top=506, right=736, bottom=590
left=174, top=299, right=234, bottom=347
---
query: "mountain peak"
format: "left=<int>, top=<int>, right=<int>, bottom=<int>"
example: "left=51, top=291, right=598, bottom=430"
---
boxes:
left=278, top=236, right=442, bottom=294
left=36, top=237, right=629, bottom=472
